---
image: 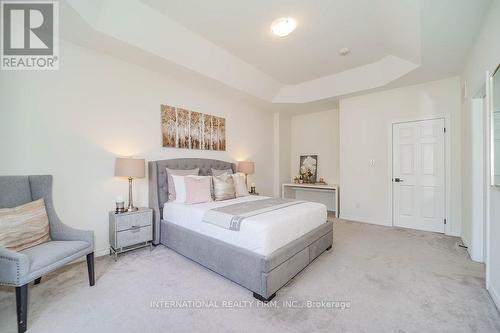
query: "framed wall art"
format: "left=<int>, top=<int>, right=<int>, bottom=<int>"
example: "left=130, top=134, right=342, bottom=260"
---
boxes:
left=161, top=104, right=226, bottom=151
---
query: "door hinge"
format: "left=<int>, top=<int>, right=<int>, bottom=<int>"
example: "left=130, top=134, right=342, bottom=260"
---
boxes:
left=444, top=218, right=447, bottom=225
left=444, top=127, right=446, bottom=133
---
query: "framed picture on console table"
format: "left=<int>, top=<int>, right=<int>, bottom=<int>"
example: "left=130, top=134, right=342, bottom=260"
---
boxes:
left=299, top=155, right=318, bottom=184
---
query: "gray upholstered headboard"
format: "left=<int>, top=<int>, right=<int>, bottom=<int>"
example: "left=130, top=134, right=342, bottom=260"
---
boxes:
left=148, top=158, right=236, bottom=244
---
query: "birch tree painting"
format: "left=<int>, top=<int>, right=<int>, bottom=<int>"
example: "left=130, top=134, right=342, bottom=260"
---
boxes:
left=161, top=105, right=177, bottom=148
left=190, top=111, right=202, bottom=149
left=203, top=114, right=213, bottom=150
left=215, top=116, right=226, bottom=151
left=161, top=104, right=226, bottom=151
left=177, top=108, right=190, bottom=149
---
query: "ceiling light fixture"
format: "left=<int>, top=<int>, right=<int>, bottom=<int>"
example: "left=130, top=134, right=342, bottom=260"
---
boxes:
left=271, top=17, right=297, bottom=37
left=339, top=48, right=350, bottom=56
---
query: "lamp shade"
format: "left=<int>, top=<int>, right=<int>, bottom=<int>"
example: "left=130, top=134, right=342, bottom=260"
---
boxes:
left=238, top=161, right=255, bottom=175
left=114, top=158, right=145, bottom=178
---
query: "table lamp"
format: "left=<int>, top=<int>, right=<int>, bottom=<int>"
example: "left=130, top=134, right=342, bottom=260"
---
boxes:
left=238, top=161, right=255, bottom=187
left=115, top=157, right=145, bottom=212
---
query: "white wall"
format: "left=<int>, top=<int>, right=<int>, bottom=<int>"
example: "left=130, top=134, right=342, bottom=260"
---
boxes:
left=461, top=96, right=486, bottom=263
left=0, top=40, right=274, bottom=256
left=339, top=77, right=462, bottom=235
left=290, top=109, right=340, bottom=185
left=461, top=0, right=500, bottom=310
left=460, top=95, right=474, bottom=253
left=273, top=112, right=291, bottom=197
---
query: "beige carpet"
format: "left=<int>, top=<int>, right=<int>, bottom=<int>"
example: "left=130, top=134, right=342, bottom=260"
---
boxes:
left=1, top=219, right=499, bottom=333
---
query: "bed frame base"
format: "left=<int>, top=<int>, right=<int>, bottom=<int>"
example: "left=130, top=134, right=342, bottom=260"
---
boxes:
left=253, top=292, right=276, bottom=303
left=161, top=219, right=333, bottom=300
left=148, top=158, right=334, bottom=301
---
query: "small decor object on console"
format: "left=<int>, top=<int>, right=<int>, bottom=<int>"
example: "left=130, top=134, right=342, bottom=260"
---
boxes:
left=114, top=157, right=145, bottom=212
left=299, top=155, right=318, bottom=184
left=161, top=104, right=226, bottom=151
left=250, top=183, right=257, bottom=195
left=115, top=196, right=125, bottom=214
left=316, top=177, right=327, bottom=185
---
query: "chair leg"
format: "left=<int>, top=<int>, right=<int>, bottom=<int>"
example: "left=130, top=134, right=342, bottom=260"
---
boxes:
left=16, top=284, right=28, bottom=333
left=86, top=252, right=95, bottom=286
left=34, top=277, right=41, bottom=285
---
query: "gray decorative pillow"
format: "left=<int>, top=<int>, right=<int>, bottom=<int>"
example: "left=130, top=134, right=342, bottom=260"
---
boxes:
left=211, top=168, right=233, bottom=176
left=166, top=168, right=199, bottom=201
left=212, top=173, right=236, bottom=201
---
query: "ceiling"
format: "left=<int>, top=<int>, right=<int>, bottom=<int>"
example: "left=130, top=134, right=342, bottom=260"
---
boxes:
left=141, top=0, right=420, bottom=85
left=64, top=0, right=491, bottom=111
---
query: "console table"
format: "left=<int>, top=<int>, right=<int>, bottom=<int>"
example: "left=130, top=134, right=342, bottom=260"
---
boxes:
left=282, top=183, right=339, bottom=216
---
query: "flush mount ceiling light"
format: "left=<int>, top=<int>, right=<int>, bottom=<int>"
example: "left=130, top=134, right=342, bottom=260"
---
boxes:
left=339, top=47, right=350, bottom=56
left=271, top=17, right=297, bottom=37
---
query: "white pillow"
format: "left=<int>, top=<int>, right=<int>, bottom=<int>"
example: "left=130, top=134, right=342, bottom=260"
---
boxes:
left=171, top=175, right=188, bottom=203
left=231, top=173, right=249, bottom=197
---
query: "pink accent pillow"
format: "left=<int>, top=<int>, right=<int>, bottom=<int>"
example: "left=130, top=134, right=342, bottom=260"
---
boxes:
left=184, top=176, right=213, bottom=204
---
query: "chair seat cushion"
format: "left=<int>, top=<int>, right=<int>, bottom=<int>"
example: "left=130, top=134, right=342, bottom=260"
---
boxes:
left=20, top=240, right=90, bottom=272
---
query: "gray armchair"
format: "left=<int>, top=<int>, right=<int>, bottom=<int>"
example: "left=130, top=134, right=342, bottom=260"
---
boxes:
left=0, top=175, right=95, bottom=333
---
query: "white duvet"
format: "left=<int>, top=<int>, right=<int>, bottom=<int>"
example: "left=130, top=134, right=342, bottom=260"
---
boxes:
left=163, top=196, right=327, bottom=256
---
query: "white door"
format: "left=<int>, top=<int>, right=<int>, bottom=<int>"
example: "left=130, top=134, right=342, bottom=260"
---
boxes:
left=393, top=118, right=445, bottom=233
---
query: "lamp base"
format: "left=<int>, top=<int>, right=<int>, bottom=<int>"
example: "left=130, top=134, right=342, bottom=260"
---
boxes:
left=126, top=206, right=138, bottom=212
left=127, top=177, right=138, bottom=213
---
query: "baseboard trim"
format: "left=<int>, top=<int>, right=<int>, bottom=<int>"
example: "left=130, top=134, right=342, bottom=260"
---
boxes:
left=463, top=238, right=473, bottom=259
left=338, top=214, right=392, bottom=227
left=95, top=247, right=110, bottom=257
left=460, top=237, right=477, bottom=262
left=340, top=214, right=461, bottom=237
left=488, top=284, right=500, bottom=312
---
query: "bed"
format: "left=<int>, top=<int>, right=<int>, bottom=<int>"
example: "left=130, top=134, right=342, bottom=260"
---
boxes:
left=148, top=158, right=333, bottom=302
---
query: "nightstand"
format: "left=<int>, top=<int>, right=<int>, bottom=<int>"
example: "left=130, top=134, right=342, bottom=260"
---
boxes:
left=109, top=208, right=153, bottom=261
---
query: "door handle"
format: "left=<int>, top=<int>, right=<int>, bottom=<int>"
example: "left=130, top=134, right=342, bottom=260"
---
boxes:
left=393, top=178, right=403, bottom=183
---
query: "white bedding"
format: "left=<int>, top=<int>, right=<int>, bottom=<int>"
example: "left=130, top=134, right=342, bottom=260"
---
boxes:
left=163, top=196, right=327, bottom=256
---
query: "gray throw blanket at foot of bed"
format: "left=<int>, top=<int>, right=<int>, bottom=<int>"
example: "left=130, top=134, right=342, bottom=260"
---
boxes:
left=202, top=198, right=306, bottom=231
